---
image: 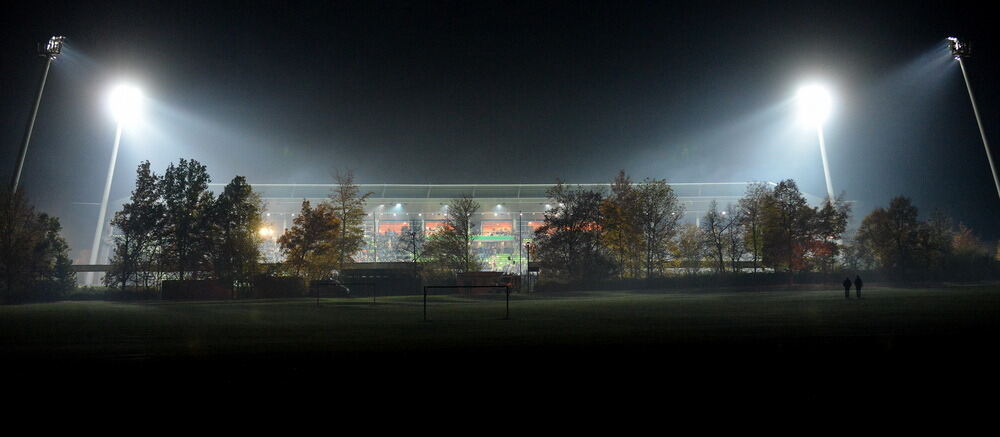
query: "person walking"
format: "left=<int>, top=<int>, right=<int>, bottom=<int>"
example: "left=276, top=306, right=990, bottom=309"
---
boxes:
left=854, top=275, right=863, bottom=299
left=842, top=277, right=852, bottom=299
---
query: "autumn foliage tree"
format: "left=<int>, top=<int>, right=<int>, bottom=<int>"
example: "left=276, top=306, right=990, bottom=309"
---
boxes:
left=278, top=200, right=341, bottom=281
left=534, top=181, right=613, bottom=281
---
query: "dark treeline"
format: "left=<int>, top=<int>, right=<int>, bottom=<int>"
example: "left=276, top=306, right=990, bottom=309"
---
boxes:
left=0, top=189, right=75, bottom=303
left=847, top=196, right=997, bottom=281
left=4, top=164, right=998, bottom=303
left=104, top=159, right=264, bottom=293
left=528, top=171, right=997, bottom=289
left=530, top=173, right=852, bottom=287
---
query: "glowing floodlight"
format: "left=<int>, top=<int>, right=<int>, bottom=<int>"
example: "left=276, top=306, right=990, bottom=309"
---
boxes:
left=41, top=36, right=66, bottom=59
left=108, top=84, right=144, bottom=126
left=795, top=83, right=835, bottom=201
left=88, top=83, right=147, bottom=285
left=947, top=37, right=970, bottom=60
left=796, top=84, right=832, bottom=126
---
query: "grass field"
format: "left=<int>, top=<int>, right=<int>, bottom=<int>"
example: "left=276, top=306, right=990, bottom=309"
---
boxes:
left=3, top=284, right=999, bottom=400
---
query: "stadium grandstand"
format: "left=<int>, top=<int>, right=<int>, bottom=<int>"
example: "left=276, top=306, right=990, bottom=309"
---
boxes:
left=234, top=182, right=824, bottom=273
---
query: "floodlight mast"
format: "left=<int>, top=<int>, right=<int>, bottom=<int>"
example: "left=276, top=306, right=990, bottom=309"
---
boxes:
left=86, top=84, right=143, bottom=285
left=948, top=37, right=1000, bottom=202
left=797, top=84, right=836, bottom=202
left=10, top=36, right=65, bottom=195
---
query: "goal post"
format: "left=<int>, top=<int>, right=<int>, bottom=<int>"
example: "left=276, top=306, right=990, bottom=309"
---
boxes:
left=422, top=285, right=512, bottom=321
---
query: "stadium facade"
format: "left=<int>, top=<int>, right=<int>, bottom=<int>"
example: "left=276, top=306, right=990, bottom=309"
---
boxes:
left=238, top=182, right=824, bottom=273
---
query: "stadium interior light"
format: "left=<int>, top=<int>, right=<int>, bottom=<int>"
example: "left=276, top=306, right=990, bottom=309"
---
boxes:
left=796, top=84, right=832, bottom=126
left=108, top=84, right=144, bottom=127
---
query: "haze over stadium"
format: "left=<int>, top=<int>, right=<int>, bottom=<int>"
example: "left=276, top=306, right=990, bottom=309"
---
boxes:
left=4, top=0, right=1000, bottom=406
left=2, top=2, right=998, bottom=266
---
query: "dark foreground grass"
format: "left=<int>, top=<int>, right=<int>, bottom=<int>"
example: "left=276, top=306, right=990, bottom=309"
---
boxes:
left=3, top=285, right=999, bottom=402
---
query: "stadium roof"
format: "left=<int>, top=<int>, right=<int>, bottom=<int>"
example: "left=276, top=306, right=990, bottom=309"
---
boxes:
left=217, top=182, right=782, bottom=200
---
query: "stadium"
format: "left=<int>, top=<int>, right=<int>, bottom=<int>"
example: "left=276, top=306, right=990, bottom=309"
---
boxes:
left=227, top=182, right=825, bottom=274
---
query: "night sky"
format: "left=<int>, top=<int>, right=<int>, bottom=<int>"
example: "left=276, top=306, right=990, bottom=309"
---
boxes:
left=2, top=0, right=997, bottom=260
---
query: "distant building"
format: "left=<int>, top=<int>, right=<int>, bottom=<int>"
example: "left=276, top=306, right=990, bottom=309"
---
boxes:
left=242, top=182, right=824, bottom=274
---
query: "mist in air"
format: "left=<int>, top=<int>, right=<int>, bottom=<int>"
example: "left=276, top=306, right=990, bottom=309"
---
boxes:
left=1, top=2, right=997, bottom=262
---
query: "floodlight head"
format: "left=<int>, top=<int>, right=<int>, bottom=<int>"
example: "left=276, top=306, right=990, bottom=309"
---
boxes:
left=39, top=36, right=66, bottom=59
left=947, top=36, right=970, bottom=60
left=107, top=84, right=144, bottom=127
left=796, top=84, right=832, bottom=126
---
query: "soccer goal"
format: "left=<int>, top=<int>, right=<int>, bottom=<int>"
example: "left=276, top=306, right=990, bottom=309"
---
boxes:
left=422, top=285, right=512, bottom=321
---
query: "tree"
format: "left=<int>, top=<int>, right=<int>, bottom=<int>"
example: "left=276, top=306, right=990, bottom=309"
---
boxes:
left=533, top=182, right=612, bottom=280
left=948, top=224, right=992, bottom=279
left=840, top=234, right=876, bottom=272
left=722, top=204, right=746, bottom=273
left=28, top=213, right=76, bottom=299
left=635, top=178, right=684, bottom=278
left=808, top=196, right=851, bottom=273
left=329, top=170, right=372, bottom=269
left=601, top=171, right=641, bottom=278
left=105, top=161, right=163, bottom=290
left=856, top=196, right=919, bottom=279
left=278, top=200, right=341, bottom=281
left=672, top=223, right=705, bottom=275
left=699, top=201, right=756, bottom=275
left=738, top=182, right=771, bottom=273
left=209, top=176, right=264, bottom=290
left=396, top=218, right=425, bottom=264
left=159, top=159, right=214, bottom=280
left=761, top=180, right=814, bottom=280
left=914, top=210, right=953, bottom=278
left=1, top=189, right=75, bottom=303
left=701, top=201, right=729, bottom=274
left=424, top=195, right=481, bottom=273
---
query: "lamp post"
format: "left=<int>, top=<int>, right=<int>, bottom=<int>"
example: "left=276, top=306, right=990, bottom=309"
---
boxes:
left=797, top=84, right=835, bottom=202
left=947, top=37, right=1000, bottom=202
left=86, top=84, right=144, bottom=285
left=11, top=36, right=65, bottom=195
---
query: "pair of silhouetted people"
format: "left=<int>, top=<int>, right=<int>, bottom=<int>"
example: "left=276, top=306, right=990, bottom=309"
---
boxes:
left=842, top=275, right=863, bottom=299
